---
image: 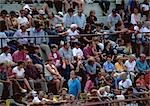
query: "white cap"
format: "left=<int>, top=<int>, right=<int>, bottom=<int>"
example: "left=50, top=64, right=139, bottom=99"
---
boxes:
left=23, top=4, right=31, bottom=11
left=70, top=24, right=78, bottom=28
left=55, top=24, right=62, bottom=28
left=134, top=26, right=139, bottom=31
left=58, top=11, right=63, bottom=16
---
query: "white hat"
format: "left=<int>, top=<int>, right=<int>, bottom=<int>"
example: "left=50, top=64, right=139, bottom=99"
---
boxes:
left=58, top=11, right=63, bottom=17
left=23, top=4, right=31, bottom=11
left=55, top=24, right=62, bottom=28
left=134, top=26, right=139, bottom=31
left=98, top=43, right=104, bottom=51
left=70, top=24, right=78, bottom=28
left=39, top=10, right=45, bottom=15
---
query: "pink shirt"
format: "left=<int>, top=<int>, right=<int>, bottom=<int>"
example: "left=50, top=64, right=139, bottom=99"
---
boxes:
left=84, top=80, right=94, bottom=92
left=12, top=50, right=27, bottom=63
left=49, top=51, right=60, bottom=64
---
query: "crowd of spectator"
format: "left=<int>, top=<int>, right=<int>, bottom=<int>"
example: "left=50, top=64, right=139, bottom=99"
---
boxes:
left=0, top=0, right=150, bottom=105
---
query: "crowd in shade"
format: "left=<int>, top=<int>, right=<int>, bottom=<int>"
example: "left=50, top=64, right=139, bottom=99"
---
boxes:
left=0, top=0, right=150, bottom=105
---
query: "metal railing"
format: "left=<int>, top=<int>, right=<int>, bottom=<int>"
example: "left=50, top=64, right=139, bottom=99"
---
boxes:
left=0, top=32, right=150, bottom=48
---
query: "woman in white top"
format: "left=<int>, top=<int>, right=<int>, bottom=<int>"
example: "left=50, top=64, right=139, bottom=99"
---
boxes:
left=0, top=46, right=13, bottom=64
left=131, top=7, right=141, bottom=25
left=45, top=57, right=64, bottom=92
left=12, top=61, right=36, bottom=94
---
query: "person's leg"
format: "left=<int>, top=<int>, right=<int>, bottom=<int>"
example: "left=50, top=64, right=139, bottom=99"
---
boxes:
left=105, top=0, right=110, bottom=13
left=99, top=0, right=105, bottom=12
left=28, top=79, right=35, bottom=90
left=53, top=79, right=60, bottom=92
left=40, top=44, right=51, bottom=60
left=9, top=83, right=13, bottom=97
left=0, top=82, right=4, bottom=99
left=59, top=78, right=64, bottom=91
left=54, top=0, right=63, bottom=12
left=24, top=78, right=33, bottom=91
left=40, top=80, right=48, bottom=93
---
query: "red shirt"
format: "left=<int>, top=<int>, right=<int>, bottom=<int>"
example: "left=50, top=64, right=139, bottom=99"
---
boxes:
left=12, top=50, right=27, bottom=63
left=83, top=46, right=94, bottom=59
left=145, top=71, right=150, bottom=87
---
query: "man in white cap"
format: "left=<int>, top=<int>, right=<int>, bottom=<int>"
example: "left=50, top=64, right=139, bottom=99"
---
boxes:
left=66, top=24, right=79, bottom=43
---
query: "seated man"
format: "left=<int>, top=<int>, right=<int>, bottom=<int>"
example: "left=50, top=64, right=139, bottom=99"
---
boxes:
left=136, top=54, right=150, bottom=73
left=59, top=42, right=73, bottom=61
left=118, top=72, right=132, bottom=94
left=30, top=22, right=51, bottom=61
left=103, top=56, right=115, bottom=73
left=25, top=60, right=48, bottom=93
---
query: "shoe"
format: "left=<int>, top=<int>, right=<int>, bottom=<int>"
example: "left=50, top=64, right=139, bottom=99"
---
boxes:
left=103, top=12, right=107, bottom=16
left=21, top=89, right=27, bottom=93
left=31, top=90, right=37, bottom=94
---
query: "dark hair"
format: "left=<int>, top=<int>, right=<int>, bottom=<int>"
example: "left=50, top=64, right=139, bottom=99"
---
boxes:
left=104, top=41, right=110, bottom=47
left=115, top=21, right=122, bottom=28
left=1, top=10, right=8, bottom=15
left=2, top=46, right=10, bottom=53
left=0, top=100, right=6, bottom=104
left=10, top=11, right=16, bottom=15
left=34, top=22, right=41, bottom=29
left=20, top=9, right=24, bottom=13
left=18, top=45, right=24, bottom=51
left=17, top=61, right=24, bottom=66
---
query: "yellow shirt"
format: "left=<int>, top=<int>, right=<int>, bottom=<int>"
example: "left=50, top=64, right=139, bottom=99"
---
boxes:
left=115, top=62, right=124, bottom=72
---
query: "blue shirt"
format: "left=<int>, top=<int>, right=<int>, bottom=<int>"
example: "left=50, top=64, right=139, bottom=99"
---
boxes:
left=85, top=62, right=101, bottom=74
left=103, top=61, right=115, bottom=73
left=73, top=13, right=86, bottom=29
left=63, top=13, right=74, bottom=28
left=68, top=78, right=81, bottom=97
left=136, top=60, right=149, bottom=73
left=30, top=28, right=47, bottom=45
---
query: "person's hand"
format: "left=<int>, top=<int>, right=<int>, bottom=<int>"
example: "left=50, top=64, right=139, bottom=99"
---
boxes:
left=5, top=80, right=11, bottom=84
left=77, top=60, right=82, bottom=65
left=62, top=58, right=65, bottom=63
left=41, top=77, right=46, bottom=81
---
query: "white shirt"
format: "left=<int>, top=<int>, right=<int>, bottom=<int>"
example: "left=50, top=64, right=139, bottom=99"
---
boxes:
left=18, top=16, right=29, bottom=25
left=130, top=13, right=141, bottom=25
left=0, top=32, right=8, bottom=48
left=72, top=47, right=83, bottom=57
left=67, top=29, right=79, bottom=42
left=125, top=60, right=136, bottom=72
left=141, top=4, right=149, bottom=11
left=0, top=53, right=12, bottom=63
left=119, top=79, right=132, bottom=89
left=12, top=66, right=25, bottom=78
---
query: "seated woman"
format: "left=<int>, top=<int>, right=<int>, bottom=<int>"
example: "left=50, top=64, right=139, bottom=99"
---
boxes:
left=12, top=61, right=36, bottom=94
left=115, top=55, right=126, bottom=73
left=7, top=62, right=27, bottom=93
left=45, top=57, right=64, bottom=92
left=84, top=74, right=94, bottom=93
left=49, top=44, right=61, bottom=67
